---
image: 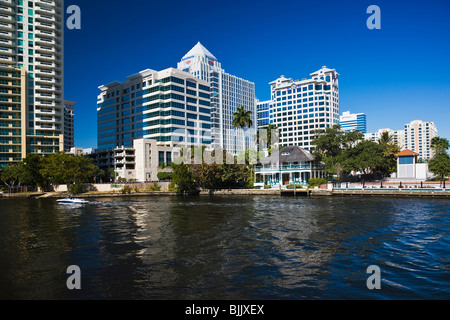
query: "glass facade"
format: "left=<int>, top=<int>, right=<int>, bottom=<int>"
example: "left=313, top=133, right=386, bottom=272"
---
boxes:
left=267, top=67, right=340, bottom=152
left=97, top=68, right=212, bottom=151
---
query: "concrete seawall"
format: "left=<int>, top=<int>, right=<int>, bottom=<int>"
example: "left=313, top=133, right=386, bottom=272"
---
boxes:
left=1, top=188, right=449, bottom=199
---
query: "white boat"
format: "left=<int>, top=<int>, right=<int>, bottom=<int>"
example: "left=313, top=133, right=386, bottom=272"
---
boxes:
left=57, top=197, right=89, bottom=204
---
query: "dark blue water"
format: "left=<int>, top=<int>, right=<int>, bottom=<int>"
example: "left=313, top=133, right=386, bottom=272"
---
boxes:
left=0, top=195, right=448, bottom=300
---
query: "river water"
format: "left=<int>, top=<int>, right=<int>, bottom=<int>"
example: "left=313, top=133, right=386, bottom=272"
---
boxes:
left=0, top=195, right=448, bottom=300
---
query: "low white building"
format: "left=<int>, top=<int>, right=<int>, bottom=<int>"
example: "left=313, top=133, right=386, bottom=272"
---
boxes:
left=134, top=138, right=180, bottom=182
left=394, top=149, right=431, bottom=181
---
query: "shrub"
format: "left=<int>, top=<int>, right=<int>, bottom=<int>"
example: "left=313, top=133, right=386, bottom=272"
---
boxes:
left=121, top=185, right=132, bottom=194
left=149, top=182, right=161, bottom=191
left=69, top=183, right=83, bottom=194
left=308, top=178, right=328, bottom=188
left=286, top=184, right=303, bottom=189
left=157, top=171, right=172, bottom=181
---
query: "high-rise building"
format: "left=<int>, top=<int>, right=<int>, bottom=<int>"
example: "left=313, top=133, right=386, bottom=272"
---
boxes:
left=63, top=100, right=75, bottom=152
left=177, top=42, right=256, bottom=155
left=364, top=128, right=405, bottom=149
left=256, top=100, right=271, bottom=128
left=0, top=0, right=65, bottom=167
left=97, top=67, right=212, bottom=151
left=0, top=66, right=26, bottom=168
left=404, top=120, right=437, bottom=160
left=267, top=66, right=340, bottom=152
left=340, top=111, right=367, bottom=133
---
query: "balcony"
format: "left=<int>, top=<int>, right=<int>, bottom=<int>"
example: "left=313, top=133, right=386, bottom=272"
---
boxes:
left=35, top=60, right=61, bottom=70
left=35, top=100, right=62, bottom=108
left=35, top=85, right=61, bottom=93
left=255, top=164, right=318, bottom=173
left=35, top=109, right=61, bottom=116
left=35, top=124, right=61, bottom=131
left=35, top=68, right=62, bottom=79
left=0, top=13, right=14, bottom=24
left=35, top=77, right=59, bottom=86
left=35, top=45, right=63, bottom=57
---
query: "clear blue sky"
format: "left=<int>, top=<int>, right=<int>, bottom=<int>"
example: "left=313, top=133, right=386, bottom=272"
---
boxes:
left=64, top=0, right=450, bottom=149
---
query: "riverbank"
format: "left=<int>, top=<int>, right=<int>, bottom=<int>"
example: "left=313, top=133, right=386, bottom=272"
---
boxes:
left=1, top=188, right=449, bottom=199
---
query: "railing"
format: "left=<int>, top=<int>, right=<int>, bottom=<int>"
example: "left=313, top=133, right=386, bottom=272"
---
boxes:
left=255, top=164, right=319, bottom=171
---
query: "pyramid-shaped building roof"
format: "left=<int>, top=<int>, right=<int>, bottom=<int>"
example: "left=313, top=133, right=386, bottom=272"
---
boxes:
left=182, top=42, right=218, bottom=61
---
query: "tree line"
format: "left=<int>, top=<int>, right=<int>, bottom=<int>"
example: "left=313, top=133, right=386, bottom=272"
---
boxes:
left=311, top=125, right=450, bottom=182
left=0, top=153, right=100, bottom=194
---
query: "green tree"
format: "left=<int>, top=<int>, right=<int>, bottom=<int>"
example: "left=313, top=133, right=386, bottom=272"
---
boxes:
left=377, top=131, right=401, bottom=176
left=431, top=137, right=450, bottom=155
left=345, top=140, right=385, bottom=174
left=40, top=153, right=98, bottom=193
left=22, top=154, right=49, bottom=190
left=191, top=149, right=251, bottom=190
left=0, top=163, right=24, bottom=193
left=107, top=167, right=116, bottom=182
left=429, top=137, right=450, bottom=182
left=312, top=125, right=363, bottom=178
left=170, top=162, right=197, bottom=194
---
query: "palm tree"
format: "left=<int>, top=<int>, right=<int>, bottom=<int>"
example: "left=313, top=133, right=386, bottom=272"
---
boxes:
left=232, top=106, right=253, bottom=152
left=378, top=131, right=394, bottom=146
left=232, top=106, right=253, bottom=130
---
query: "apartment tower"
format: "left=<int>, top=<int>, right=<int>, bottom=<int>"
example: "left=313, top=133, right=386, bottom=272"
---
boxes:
left=404, top=120, right=437, bottom=160
left=268, top=66, right=340, bottom=152
left=0, top=0, right=65, bottom=167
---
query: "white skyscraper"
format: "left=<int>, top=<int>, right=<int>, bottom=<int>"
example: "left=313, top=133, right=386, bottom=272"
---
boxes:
left=177, top=42, right=256, bottom=155
left=340, top=111, right=367, bottom=133
left=404, top=120, right=437, bottom=160
left=267, top=66, right=340, bottom=152
left=364, top=128, right=405, bottom=150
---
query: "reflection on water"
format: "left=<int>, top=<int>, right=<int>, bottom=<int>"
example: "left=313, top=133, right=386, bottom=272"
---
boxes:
left=0, top=196, right=448, bottom=300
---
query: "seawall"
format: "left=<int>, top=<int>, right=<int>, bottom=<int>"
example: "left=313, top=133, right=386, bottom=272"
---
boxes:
left=1, top=188, right=449, bottom=199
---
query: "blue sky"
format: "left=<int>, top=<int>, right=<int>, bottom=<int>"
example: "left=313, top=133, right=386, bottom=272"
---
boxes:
left=64, top=0, right=450, bottom=148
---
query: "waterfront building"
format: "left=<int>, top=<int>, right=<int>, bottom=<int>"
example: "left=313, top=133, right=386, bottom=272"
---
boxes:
left=256, top=99, right=271, bottom=128
left=254, top=145, right=324, bottom=188
left=394, top=149, right=431, bottom=181
left=267, top=66, right=340, bottom=152
left=340, top=111, right=367, bottom=133
left=404, top=120, right=437, bottom=160
left=97, top=68, right=212, bottom=151
left=134, top=138, right=180, bottom=182
left=177, top=42, right=257, bottom=155
left=92, top=138, right=180, bottom=182
left=68, top=147, right=94, bottom=156
left=0, top=0, right=65, bottom=165
left=63, top=100, right=75, bottom=152
left=364, top=128, right=405, bottom=149
left=0, top=66, right=26, bottom=168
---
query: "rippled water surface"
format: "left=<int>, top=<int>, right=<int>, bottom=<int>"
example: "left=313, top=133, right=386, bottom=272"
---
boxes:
left=0, top=195, right=448, bottom=300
